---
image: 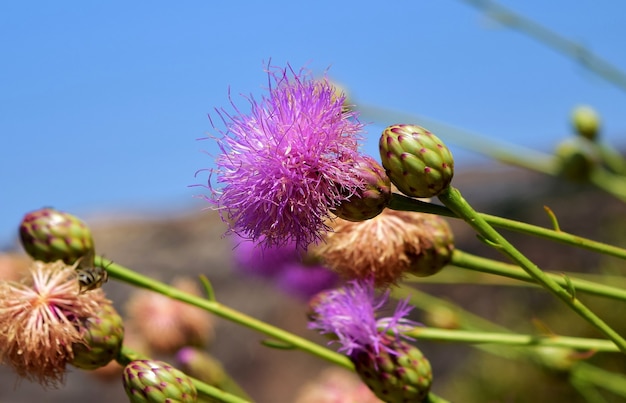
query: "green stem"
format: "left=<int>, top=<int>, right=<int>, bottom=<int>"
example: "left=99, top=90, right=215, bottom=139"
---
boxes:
left=96, top=256, right=353, bottom=371
left=117, top=346, right=251, bottom=403
left=359, top=103, right=558, bottom=174
left=458, top=0, right=626, bottom=93
left=448, top=250, right=626, bottom=302
left=437, top=186, right=626, bottom=353
left=392, top=286, right=511, bottom=333
left=590, top=168, right=626, bottom=203
left=573, top=361, right=626, bottom=397
left=101, top=258, right=451, bottom=403
left=405, top=327, right=619, bottom=352
left=389, top=193, right=626, bottom=261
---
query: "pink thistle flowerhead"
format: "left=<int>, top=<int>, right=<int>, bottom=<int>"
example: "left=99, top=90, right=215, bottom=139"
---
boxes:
left=0, top=260, right=109, bottom=387
left=125, top=277, right=215, bottom=354
left=308, top=280, right=433, bottom=402
left=307, top=279, right=416, bottom=357
left=206, top=64, right=366, bottom=249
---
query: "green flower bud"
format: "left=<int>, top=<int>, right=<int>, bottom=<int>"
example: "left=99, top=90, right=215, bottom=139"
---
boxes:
left=407, top=214, right=454, bottom=277
left=532, top=346, right=578, bottom=374
left=571, top=105, right=601, bottom=141
left=351, top=335, right=432, bottom=402
left=555, top=137, right=600, bottom=181
left=379, top=124, right=454, bottom=198
left=333, top=156, right=391, bottom=221
left=123, top=359, right=197, bottom=403
left=19, top=207, right=94, bottom=264
left=71, top=303, right=124, bottom=370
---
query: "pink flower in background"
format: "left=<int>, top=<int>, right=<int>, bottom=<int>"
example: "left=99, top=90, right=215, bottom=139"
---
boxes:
left=232, top=235, right=339, bottom=300
left=207, top=64, right=366, bottom=249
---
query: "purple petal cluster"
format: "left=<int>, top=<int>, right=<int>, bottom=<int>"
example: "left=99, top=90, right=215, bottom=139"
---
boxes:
left=208, top=65, right=365, bottom=249
left=308, top=279, right=417, bottom=357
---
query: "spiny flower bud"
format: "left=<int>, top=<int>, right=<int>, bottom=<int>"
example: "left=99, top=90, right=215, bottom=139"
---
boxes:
left=351, top=335, right=432, bottom=402
left=407, top=214, right=454, bottom=277
left=123, top=359, right=197, bottom=403
left=555, top=137, right=599, bottom=181
left=379, top=124, right=454, bottom=198
left=71, top=303, right=125, bottom=370
left=571, top=105, right=601, bottom=141
left=333, top=156, right=392, bottom=221
left=531, top=346, right=578, bottom=374
left=19, top=207, right=94, bottom=264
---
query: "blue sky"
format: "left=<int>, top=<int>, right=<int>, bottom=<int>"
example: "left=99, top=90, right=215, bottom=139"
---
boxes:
left=2, top=1, right=626, bottom=248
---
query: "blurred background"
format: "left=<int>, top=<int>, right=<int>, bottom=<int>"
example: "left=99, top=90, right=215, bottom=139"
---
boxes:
left=2, top=0, right=626, bottom=247
left=2, top=1, right=626, bottom=402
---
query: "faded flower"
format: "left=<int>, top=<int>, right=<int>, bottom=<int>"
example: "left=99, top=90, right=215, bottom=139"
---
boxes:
left=0, top=261, right=109, bottom=386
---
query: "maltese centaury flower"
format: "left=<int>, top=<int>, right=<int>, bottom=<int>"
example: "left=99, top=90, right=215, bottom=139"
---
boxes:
left=206, top=65, right=366, bottom=249
left=0, top=260, right=110, bottom=386
left=308, top=280, right=433, bottom=402
left=308, top=279, right=415, bottom=356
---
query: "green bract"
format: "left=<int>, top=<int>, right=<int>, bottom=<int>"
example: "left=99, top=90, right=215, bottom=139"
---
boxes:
left=71, top=303, right=124, bottom=370
left=123, top=359, right=197, bottom=403
left=333, top=156, right=392, bottom=221
left=19, top=207, right=95, bottom=264
left=379, top=124, right=454, bottom=197
left=351, top=335, right=432, bottom=402
left=571, top=105, right=601, bottom=141
left=555, top=136, right=599, bottom=181
left=407, top=214, right=455, bottom=277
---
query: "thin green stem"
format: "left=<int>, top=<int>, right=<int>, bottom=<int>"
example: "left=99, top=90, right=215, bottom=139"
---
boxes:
left=405, top=327, right=619, bottom=352
left=359, top=103, right=558, bottom=174
left=573, top=361, right=626, bottom=397
left=389, top=193, right=626, bottom=261
left=447, top=250, right=626, bottom=302
left=437, top=186, right=626, bottom=353
left=392, top=286, right=511, bottom=333
left=458, top=0, right=626, bottom=93
left=96, top=256, right=354, bottom=371
left=101, top=257, right=451, bottom=403
left=117, top=346, right=251, bottom=403
left=590, top=168, right=626, bottom=203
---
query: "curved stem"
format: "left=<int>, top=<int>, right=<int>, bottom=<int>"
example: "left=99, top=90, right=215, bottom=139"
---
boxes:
left=573, top=361, right=626, bottom=397
left=437, top=186, right=626, bottom=353
left=405, top=327, right=619, bottom=352
left=97, top=256, right=354, bottom=371
left=447, top=250, right=626, bottom=302
left=590, top=168, right=626, bottom=203
left=359, top=104, right=558, bottom=175
left=458, top=0, right=626, bottom=93
left=389, top=193, right=626, bottom=261
left=117, top=346, right=251, bottom=403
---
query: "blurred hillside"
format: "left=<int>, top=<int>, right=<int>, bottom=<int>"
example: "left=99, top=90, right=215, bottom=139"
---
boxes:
left=2, top=163, right=626, bottom=403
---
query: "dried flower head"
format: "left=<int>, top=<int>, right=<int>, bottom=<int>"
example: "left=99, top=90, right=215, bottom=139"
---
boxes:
left=312, top=209, right=454, bottom=286
left=125, top=277, right=214, bottom=354
left=0, top=260, right=109, bottom=387
left=206, top=64, right=366, bottom=249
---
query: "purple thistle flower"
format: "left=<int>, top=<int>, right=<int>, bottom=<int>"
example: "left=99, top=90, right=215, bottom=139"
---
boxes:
left=308, top=279, right=417, bottom=357
left=207, top=64, right=366, bottom=249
